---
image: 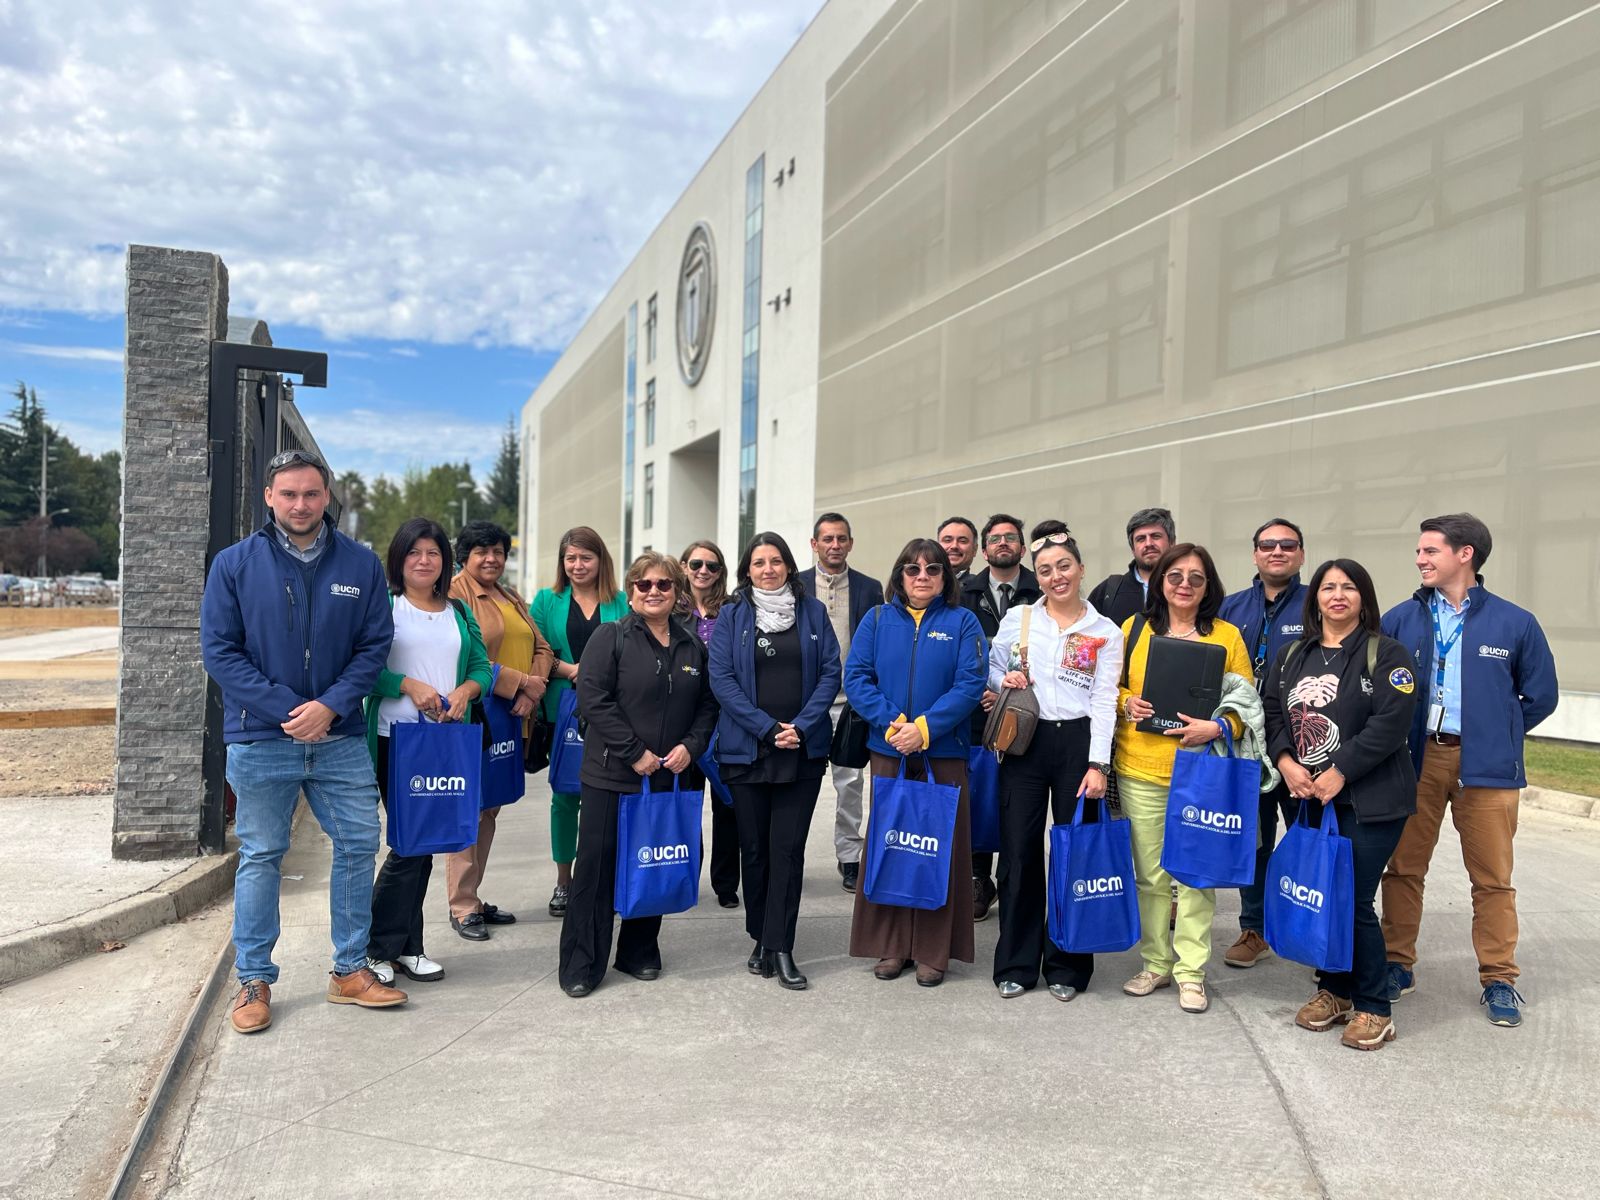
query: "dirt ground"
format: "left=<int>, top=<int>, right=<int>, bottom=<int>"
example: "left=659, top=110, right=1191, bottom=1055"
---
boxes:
left=0, top=677, right=117, bottom=798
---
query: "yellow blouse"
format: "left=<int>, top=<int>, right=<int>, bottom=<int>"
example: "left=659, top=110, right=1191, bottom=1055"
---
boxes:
left=492, top=597, right=535, bottom=674
left=1113, top=616, right=1251, bottom=785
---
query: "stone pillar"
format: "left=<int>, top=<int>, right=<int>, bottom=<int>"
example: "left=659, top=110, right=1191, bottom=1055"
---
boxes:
left=112, top=246, right=229, bottom=860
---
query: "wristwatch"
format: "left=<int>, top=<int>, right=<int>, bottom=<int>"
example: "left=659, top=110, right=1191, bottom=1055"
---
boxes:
left=1088, top=761, right=1110, bottom=774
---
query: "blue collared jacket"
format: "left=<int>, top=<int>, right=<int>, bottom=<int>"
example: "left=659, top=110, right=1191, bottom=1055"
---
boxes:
left=1219, top=574, right=1308, bottom=689
left=707, top=594, right=841, bottom=765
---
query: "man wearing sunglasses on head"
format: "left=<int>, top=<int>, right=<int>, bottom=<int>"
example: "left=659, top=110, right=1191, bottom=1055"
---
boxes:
left=958, top=513, right=1041, bottom=920
left=1218, top=518, right=1309, bottom=969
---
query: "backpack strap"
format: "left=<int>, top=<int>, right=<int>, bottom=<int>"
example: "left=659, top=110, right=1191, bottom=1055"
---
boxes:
left=1019, top=604, right=1032, bottom=679
left=1120, top=613, right=1148, bottom=690
left=1366, top=632, right=1379, bottom=680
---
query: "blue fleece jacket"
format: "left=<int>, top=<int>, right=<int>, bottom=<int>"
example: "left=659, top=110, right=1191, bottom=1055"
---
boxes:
left=707, top=594, right=841, bottom=764
left=1219, top=574, right=1308, bottom=687
left=201, top=518, right=394, bottom=744
left=843, top=596, right=986, bottom=760
left=1380, top=581, right=1558, bottom=789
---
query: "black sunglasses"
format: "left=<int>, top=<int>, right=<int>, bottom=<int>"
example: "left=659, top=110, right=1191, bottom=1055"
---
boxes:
left=1256, top=538, right=1301, bottom=552
left=684, top=559, right=722, bottom=574
left=268, top=449, right=326, bottom=472
left=632, top=578, right=675, bottom=593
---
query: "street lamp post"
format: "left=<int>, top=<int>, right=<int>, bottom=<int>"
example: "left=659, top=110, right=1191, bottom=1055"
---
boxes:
left=38, top=506, right=69, bottom=579
left=456, top=480, right=472, bottom=530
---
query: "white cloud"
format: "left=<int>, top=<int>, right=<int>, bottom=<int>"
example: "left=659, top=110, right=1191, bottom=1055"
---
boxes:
left=1, top=340, right=121, bottom=364
left=389, top=346, right=419, bottom=358
left=0, top=1, right=824, bottom=354
left=309, top=406, right=506, bottom=483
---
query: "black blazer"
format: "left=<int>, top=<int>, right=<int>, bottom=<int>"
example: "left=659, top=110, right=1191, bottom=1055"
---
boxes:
left=1088, top=563, right=1149, bottom=628
left=1262, top=628, right=1418, bottom=824
left=958, top=566, right=1041, bottom=639
left=798, top=566, right=883, bottom=635
left=576, top=613, right=719, bottom=792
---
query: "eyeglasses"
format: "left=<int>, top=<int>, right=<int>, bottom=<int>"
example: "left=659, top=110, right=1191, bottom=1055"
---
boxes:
left=1164, top=571, right=1207, bottom=588
left=267, top=449, right=326, bottom=472
left=632, top=578, right=675, bottom=593
left=985, top=532, right=1021, bottom=545
left=1029, top=531, right=1073, bottom=553
left=902, top=562, right=944, bottom=578
left=1256, top=538, right=1301, bottom=552
left=684, top=559, right=722, bottom=574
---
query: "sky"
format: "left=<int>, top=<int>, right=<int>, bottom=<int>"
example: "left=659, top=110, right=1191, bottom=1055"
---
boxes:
left=0, top=0, right=826, bottom=483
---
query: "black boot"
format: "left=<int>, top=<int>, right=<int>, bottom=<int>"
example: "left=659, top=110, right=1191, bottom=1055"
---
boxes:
left=747, top=944, right=769, bottom=976
left=772, top=951, right=807, bottom=991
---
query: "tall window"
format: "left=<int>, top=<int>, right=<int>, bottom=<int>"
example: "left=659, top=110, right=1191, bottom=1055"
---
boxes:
left=643, top=462, right=655, bottom=529
left=739, top=155, right=764, bottom=550
left=645, top=293, right=658, bottom=363
left=644, top=378, right=656, bottom=447
left=623, top=303, right=637, bottom=563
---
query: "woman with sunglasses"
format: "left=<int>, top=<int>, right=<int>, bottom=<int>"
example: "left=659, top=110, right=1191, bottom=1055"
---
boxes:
left=529, top=527, right=629, bottom=918
left=1115, top=543, right=1251, bottom=1014
left=558, top=552, right=718, bottom=997
left=988, top=521, right=1123, bottom=1003
left=679, top=540, right=740, bottom=909
left=706, top=533, right=841, bottom=989
left=844, top=539, right=987, bottom=987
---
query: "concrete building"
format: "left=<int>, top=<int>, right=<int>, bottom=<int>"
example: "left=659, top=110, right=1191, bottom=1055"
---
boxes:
left=523, top=0, right=1600, bottom=740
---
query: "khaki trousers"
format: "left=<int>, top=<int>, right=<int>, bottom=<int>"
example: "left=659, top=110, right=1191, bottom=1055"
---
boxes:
left=1380, top=742, right=1519, bottom=984
left=445, top=806, right=501, bottom=921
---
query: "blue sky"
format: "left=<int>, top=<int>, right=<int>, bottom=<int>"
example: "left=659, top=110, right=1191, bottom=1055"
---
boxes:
left=0, top=1, right=824, bottom=484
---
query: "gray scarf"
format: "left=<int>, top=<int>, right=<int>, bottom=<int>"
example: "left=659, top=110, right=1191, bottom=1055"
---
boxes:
left=750, top=585, right=797, bottom=634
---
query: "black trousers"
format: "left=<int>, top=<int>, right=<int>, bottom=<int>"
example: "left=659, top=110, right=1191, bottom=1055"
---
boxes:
left=558, top=782, right=663, bottom=991
left=1317, top=807, right=1408, bottom=1016
left=993, top=718, right=1095, bottom=990
left=368, top=736, right=434, bottom=961
left=706, top=789, right=741, bottom=900
left=730, top=777, right=823, bottom=953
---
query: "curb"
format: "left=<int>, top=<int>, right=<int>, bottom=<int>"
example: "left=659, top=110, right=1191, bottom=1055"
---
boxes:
left=0, top=839, right=238, bottom=988
left=1521, top=785, right=1600, bottom=821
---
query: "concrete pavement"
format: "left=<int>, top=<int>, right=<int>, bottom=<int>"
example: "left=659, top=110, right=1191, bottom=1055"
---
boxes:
left=152, top=776, right=1600, bottom=1198
left=0, top=626, right=120, bottom=660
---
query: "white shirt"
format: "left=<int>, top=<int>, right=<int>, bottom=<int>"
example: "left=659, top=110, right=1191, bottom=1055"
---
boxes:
left=377, top=596, right=462, bottom=735
left=987, top=598, right=1123, bottom=762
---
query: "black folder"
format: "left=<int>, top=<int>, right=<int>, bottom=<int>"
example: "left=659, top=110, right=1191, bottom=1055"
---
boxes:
left=1137, top=636, right=1226, bottom=734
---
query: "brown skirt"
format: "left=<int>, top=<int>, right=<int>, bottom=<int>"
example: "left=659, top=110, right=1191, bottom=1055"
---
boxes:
left=848, top=751, right=975, bottom=971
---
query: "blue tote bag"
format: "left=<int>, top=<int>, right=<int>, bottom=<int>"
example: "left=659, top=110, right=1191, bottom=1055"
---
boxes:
left=968, top=745, right=1001, bottom=854
left=699, top=730, right=733, bottom=808
left=1160, top=724, right=1259, bottom=889
left=386, top=719, right=481, bottom=855
left=1264, top=801, right=1354, bottom=973
left=614, top=774, right=703, bottom=919
left=862, top=759, right=960, bottom=911
left=480, top=665, right=526, bottom=810
left=1048, top=791, right=1141, bottom=954
left=547, top=688, right=584, bottom=794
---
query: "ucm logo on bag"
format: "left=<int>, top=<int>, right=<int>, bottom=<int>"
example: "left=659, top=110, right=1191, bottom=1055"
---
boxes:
left=1180, top=804, right=1242, bottom=832
left=883, top=828, right=940, bottom=856
left=1278, top=874, right=1323, bottom=910
left=1072, top=876, right=1125, bottom=899
left=489, top=739, right=516, bottom=758
left=410, top=774, right=467, bottom=794
left=636, top=843, right=691, bottom=867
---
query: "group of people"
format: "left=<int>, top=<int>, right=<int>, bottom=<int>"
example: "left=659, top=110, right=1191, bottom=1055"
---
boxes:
left=202, top=448, right=1559, bottom=1054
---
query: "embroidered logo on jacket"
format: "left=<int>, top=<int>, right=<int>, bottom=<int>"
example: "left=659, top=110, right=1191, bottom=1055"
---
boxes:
left=330, top=583, right=362, bottom=598
left=1389, top=667, right=1415, bottom=694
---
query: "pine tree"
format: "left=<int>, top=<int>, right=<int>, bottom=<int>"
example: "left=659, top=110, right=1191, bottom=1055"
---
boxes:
left=486, top=416, right=520, bottom=535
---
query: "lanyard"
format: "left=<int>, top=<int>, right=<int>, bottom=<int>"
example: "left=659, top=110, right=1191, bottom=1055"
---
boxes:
left=1431, top=601, right=1465, bottom=697
left=1253, top=589, right=1286, bottom=673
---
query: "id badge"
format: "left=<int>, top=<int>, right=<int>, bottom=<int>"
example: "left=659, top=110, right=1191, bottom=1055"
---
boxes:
left=1428, top=702, right=1445, bottom=732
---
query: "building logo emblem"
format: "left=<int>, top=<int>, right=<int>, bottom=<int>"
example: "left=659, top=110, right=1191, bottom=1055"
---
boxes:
left=676, top=221, right=717, bottom=387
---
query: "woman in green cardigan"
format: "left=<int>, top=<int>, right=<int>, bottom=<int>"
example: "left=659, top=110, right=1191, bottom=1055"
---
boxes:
left=364, top=517, right=493, bottom=984
left=528, top=525, right=628, bottom=917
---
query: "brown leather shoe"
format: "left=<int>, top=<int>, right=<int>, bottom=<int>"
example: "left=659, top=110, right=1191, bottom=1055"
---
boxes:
left=231, top=980, right=272, bottom=1034
left=915, top=964, right=945, bottom=988
left=1224, top=930, right=1273, bottom=969
left=873, top=957, right=908, bottom=981
left=327, top=966, right=408, bottom=1008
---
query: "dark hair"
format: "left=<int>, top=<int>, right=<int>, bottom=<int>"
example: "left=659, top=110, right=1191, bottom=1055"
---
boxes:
left=1252, top=517, right=1305, bottom=549
left=1028, top=519, right=1083, bottom=567
left=936, top=516, right=977, bottom=540
left=265, top=448, right=332, bottom=489
left=552, top=525, right=619, bottom=598
left=386, top=516, right=453, bottom=599
left=1303, top=559, right=1382, bottom=640
left=455, top=519, right=511, bottom=562
left=981, top=513, right=1025, bottom=544
left=813, top=512, right=851, bottom=539
left=1126, top=506, right=1175, bottom=547
left=734, top=532, right=807, bottom=604
left=1420, top=512, right=1492, bottom=570
left=1144, top=542, right=1225, bottom=635
left=679, top=539, right=729, bottom=617
left=885, top=538, right=958, bottom=607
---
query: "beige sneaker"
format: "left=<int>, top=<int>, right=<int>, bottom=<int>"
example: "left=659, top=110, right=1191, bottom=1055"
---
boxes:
left=1341, top=1011, right=1396, bottom=1051
left=1224, top=930, right=1272, bottom=968
left=1122, top=970, right=1173, bottom=997
left=1295, top=989, right=1353, bottom=1031
left=1177, top=981, right=1209, bottom=1013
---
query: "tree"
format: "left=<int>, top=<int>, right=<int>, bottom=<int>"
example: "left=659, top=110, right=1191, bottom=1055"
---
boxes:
left=486, top=416, right=520, bottom=535
left=0, top=383, right=121, bottom=577
left=0, top=517, right=97, bottom=575
left=336, top=470, right=368, bottom=541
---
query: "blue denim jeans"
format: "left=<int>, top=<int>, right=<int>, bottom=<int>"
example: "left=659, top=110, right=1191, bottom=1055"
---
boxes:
left=226, top=736, right=381, bottom=984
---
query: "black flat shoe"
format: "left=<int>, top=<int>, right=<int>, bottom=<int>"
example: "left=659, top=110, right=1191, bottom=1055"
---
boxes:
left=563, top=981, right=592, bottom=998
left=480, top=903, right=517, bottom=925
left=717, top=894, right=740, bottom=909
left=773, top=951, right=808, bottom=991
left=841, top=863, right=859, bottom=893
left=747, top=945, right=768, bottom=975
left=451, top=913, right=490, bottom=941
left=621, top=966, right=661, bottom=982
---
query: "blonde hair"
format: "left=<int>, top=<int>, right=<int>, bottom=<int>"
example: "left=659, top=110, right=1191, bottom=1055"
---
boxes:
left=624, top=551, right=685, bottom=606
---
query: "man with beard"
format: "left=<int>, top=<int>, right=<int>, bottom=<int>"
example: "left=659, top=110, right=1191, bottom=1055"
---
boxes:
left=1089, top=507, right=1174, bottom=626
left=937, top=516, right=979, bottom=581
left=958, top=513, right=1040, bottom=920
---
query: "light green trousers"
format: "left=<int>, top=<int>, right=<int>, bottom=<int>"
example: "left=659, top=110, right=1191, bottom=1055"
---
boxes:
left=1118, top=776, right=1215, bottom=982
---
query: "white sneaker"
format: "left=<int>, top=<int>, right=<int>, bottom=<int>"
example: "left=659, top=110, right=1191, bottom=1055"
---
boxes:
left=365, top=956, right=395, bottom=985
left=396, top=953, right=445, bottom=981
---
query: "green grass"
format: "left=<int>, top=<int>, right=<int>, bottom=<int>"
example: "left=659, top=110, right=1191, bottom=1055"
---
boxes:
left=1525, top=739, right=1600, bottom=799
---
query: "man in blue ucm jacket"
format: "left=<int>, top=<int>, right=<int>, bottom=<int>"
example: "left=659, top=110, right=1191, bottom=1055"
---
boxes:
left=1378, top=513, right=1558, bottom=1029
left=200, top=450, right=404, bottom=1033
left=1217, top=517, right=1309, bottom=969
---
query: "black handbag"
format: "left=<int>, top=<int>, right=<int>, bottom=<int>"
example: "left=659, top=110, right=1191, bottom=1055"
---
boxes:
left=525, top=711, right=553, bottom=773
left=829, top=703, right=870, bottom=769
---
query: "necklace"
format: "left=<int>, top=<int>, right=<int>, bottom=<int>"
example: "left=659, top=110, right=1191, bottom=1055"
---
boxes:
left=1317, top=643, right=1345, bottom=669
left=1168, top=623, right=1197, bottom=639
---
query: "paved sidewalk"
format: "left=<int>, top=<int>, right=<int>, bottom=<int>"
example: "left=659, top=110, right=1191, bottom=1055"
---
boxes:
left=0, top=627, right=120, bottom=660
left=159, top=777, right=1598, bottom=1198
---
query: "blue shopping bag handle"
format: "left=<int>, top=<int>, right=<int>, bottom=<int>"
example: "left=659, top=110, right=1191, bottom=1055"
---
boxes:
left=636, top=771, right=684, bottom=798
left=1070, top=788, right=1092, bottom=825
left=1211, top=721, right=1236, bottom=758
left=1292, top=797, right=1342, bottom=836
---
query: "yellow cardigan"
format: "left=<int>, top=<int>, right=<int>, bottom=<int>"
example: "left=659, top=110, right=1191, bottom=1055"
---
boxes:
left=1114, top=615, right=1251, bottom=785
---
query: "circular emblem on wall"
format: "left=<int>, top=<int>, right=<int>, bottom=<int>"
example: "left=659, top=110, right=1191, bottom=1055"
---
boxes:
left=676, top=221, right=717, bottom=387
